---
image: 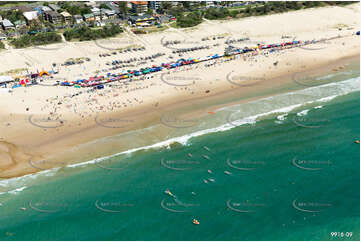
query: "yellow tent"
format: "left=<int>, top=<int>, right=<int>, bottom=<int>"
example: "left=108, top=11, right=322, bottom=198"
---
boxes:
left=39, top=71, right=49, bottom=77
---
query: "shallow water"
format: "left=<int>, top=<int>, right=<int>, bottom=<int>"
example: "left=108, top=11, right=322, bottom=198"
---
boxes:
left=0, top=66, right=359, bottom=241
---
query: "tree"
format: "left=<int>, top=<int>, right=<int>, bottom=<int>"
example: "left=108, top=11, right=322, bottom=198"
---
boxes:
left=117, top=2, right=128, bottom=20
left=99, top=3, right=111, bottom=10
left=161, top=2, right=172, bottom=13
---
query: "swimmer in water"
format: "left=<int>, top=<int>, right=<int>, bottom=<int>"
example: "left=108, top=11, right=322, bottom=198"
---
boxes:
left=202, top=155, right=210, bottom=160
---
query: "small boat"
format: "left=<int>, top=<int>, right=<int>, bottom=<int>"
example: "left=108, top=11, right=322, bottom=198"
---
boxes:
left=202, top=155, right=210, bottom=160
left=192, top=219, right=200, bottom=225
left=20, top=207, right=26, bottom=211
left=188, top=153, right=193, bottom=158
left=224, top=171, right=232, bottom=175
left=164, top=189, right=175, bottom=197
left=207, top=169, right=212, bottom=174
left=203, top=179, right=208, bottom=184
left=355, top=140, right=360, bottom=144
left=208, top=178, right=215, bottom=182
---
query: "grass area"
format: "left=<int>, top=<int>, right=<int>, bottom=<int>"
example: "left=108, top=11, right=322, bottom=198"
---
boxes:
left=169, top=21, right=180, bottom=29
left=0, top=68, right=28, bottom=76
left=145, top=25, right=169, bottom=34
left=0, top=1, right=36, bottom=7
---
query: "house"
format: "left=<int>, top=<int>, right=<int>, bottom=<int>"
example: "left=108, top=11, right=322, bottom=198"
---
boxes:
left=73, top=15, right=83, bottom=24
left=91, top=7, right=101, bottom=21
left=34, top=5, right=52, bottom=15
left=0, top=33, right=7, bottom=40
left=1, top=19, right=14, bottom=30
left=104, top=2, right=120, bottom=15
left=45, top=11, right=62, bottom=25
left=206, top=1, right=216, bottom=8
left=85, top=1, right=98, bottom=8
left=48, top=3, right=61, bottom=12
left=230, top=2, right=247, bottom=7
left=131, top=1, right=148, bottom=14
left=60, top=11, right=72, bottom=25
left=23, top=11, right=38, bottom=25
left=128, top=14, right=156, bottom=26
left=148, top=1, right=161, bottom=11
left=102, top=9, right=116, bottom=19
left=13, top=20, right=27, bottom=29
left=41, top=6, right=52, bottom=12
left=83, top=13, right=95, bottom=22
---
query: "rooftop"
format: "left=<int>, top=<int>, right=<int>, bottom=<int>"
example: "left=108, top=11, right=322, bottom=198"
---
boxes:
left=48, top=3, right=60, bottom=11
left=2, top=18, right=14, bottom=27
left=47, top=11, right=62, bottom=17
left=102, top=9, right=116, bottom=15
left=131, top=1, right=148, bottom=5
left=60, top=11, right=72, bottom=17
left=83, top=13, right=95, bottom=18
left=40, top=6, right=52, bottom=12
left=23, top=11, right=38, bottom=21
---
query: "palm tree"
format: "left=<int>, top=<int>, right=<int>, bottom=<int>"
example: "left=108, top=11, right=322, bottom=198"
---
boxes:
left=117, top=2, right=128, bottom=20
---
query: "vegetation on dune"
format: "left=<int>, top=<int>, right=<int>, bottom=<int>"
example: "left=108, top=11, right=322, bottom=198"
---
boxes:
left=63, top=24, right=123, bottom=41
left=175, top=11, right=203, bottom=28
left=169, top=1, right=357, bottom=27
left=10, top=32, right=62, bottom=48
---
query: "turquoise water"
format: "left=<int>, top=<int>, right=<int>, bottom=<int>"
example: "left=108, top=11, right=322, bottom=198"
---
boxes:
left=0, top=81, right=359, bottom=240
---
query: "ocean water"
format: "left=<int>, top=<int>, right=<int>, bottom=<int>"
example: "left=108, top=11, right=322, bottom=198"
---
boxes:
left=0, top=71, right=359, bottom=240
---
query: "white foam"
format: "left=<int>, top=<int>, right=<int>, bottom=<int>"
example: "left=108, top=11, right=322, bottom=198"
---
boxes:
left=7, top=186, right=27, bottom=195
left=51, top=77, right=361, bottom=169
left=314, top=105, right=323, bottom=109
left=2, top=76, right=360, bottom=183
left=297, top=109, right=309, bottom=116
left=0, top=168, right=59, bottom=194
left=277, top=113, right=288, bottom=121
left=318, top=95, right=338, bottom=102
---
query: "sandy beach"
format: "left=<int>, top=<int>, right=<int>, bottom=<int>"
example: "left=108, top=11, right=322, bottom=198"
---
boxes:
left=0, top=4, right=359, bottom=178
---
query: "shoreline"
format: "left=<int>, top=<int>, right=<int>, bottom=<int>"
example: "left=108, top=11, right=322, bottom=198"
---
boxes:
left=0, top=4, right=359, bottom=179
left=0, top=53, right=359, bottom=179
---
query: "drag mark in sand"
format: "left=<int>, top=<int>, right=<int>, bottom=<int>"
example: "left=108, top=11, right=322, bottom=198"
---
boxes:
left=226, top=71, right=267, bottom=87
left=28, top=114, right=65, bottom=129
